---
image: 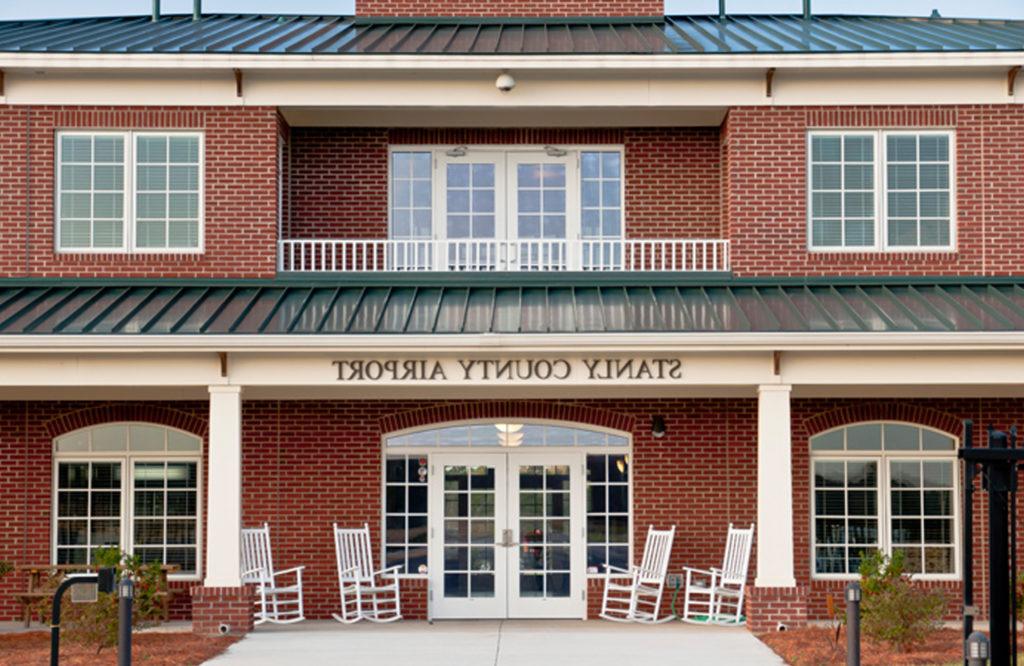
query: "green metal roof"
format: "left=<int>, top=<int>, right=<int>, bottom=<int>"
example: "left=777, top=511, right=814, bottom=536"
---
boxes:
left=0, top=13, right=1023, bottom=55
left=1, top=276, right=1023, bottom=335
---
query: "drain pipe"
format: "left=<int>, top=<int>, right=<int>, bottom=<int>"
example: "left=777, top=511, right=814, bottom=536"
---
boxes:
left=718, top=0, right=726, bottom=20
left=803, top=0, right=812, bottom=19
left=193, top=0, right=202, bottom=21
left=152, top=0, right=160, bottom=21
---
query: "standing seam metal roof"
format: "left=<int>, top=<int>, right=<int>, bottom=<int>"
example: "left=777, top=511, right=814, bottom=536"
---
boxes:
left=2, top=278, right=1024, bottom=335
left=0, top=14, right=1023, bottom=55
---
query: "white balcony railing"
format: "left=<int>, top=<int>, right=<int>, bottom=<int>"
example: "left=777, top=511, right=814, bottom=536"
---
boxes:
left=278, top=238, right=730, bottom=273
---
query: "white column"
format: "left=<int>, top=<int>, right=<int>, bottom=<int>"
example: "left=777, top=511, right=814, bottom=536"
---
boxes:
left=755, top=384, right=796, bottom=588
left=205, top=385, right=243, bottom=587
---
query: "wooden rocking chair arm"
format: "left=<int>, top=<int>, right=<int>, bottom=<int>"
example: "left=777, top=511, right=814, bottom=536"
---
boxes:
left=271, top=565, right=306, bottom=578
left=373, top=565, right=403, bottom=579
left=682, top=566, right=715, bottom=576
left=601, top=564, right=634, bottom=579
left=241, top=567, right=265, bottom=579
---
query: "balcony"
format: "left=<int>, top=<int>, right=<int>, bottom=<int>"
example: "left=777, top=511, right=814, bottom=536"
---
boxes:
left=278, top=239, right=729, bottom=273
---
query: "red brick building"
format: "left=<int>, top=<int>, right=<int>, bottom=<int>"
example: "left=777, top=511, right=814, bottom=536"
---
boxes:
left=0, top=0, right=1022, bottom=638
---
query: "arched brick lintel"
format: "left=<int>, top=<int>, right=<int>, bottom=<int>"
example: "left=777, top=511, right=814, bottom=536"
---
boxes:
left=43, top=404, right=208, bottom=440
left=802, top=402, right=963, bottom=440
left=380, top=401, right=635, bottom=435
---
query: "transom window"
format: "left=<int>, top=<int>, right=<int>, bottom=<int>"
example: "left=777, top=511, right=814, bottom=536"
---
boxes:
left=808, top=130, right=954, bottom=251
left=389, top=147, right=623, bottom=271
left=386, top=422, right=628, bottom=448
left=53, top=423, right=202, bottom=578
left=57, top=131, right=203, bottom=253
left=810, top=422, right=957, bottom=578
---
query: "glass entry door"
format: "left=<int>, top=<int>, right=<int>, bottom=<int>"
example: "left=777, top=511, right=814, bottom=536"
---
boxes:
left=507, top=454, right=585, bottom=618
left=428, top=452, right=585, bottom=619
left=429, top=454, right=508, bottom=619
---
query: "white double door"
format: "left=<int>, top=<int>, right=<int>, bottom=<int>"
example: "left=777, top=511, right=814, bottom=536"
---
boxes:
left=437, top=151, right=578, bottom=270
left=428, top=452, right=586, bottom=619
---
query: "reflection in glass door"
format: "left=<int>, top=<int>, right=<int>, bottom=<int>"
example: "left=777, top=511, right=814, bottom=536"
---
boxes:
left=508, top=455, right=584, bottom=618
left=438, top=153, right=505, bottom=271
left=428, top=452, right=585, bottom=619
left=429, top=454, right=507, bottom=619
left=508, top=154, right=577, bottom=271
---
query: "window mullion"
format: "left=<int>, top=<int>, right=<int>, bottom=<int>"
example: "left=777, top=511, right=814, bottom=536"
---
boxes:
left=125, top=131, right=135, bottom=252
left=876, top=132, right=885, bottom=251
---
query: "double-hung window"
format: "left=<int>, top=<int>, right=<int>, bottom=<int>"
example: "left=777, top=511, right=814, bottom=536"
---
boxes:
left=57, top=131, right=203, bottom=253
left=53, top=423, right=202, bottom=579
left=808, top=130, right=953, bottom=251
left=388, top=147, right=624, bottom=271
left=810, top=422, right=958, bottom=579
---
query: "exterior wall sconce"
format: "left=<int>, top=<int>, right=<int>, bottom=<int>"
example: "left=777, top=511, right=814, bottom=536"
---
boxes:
left=445, top=145, right=468, bottom=157
left=544, top=145, right=568, bottom=157
left=651, top=416, right=667, bottom=439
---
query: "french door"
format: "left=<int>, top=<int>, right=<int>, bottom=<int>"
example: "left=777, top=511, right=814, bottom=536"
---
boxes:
left=432, top=151, right=578, bottom=271
left=429, top=452, right=585, bottom=619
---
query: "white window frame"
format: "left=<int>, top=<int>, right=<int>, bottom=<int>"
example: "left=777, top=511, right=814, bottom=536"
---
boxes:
left=806, top=129, right=956, bottom=253
left=381, top=418, right=632, bottom=580
left=51, top=422, right=204, bottom=582
left=55, top=130, right=205, bottom=254
left=387, top=145, right=626, bottom=245
left=809, top=421, right=960, bottom=582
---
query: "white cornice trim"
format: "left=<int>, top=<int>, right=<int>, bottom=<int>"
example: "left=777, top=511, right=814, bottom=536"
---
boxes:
left=0, top=51, right=1022, bottom=71
left=3, top=331, right=1024, bottom=353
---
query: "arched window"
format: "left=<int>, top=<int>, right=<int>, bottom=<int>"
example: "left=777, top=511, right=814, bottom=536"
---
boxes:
left=810, top=422, right=957, bottom=579
left=53, top=423, right=202, bottom=578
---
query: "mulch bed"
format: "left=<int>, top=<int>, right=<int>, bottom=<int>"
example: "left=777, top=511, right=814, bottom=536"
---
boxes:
left=0, top=631, right=239, bottom=666
left=759, top=626, right=1022, bottom=666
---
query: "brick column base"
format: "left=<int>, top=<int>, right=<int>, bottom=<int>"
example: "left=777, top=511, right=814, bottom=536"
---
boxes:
left=746, top=586, right=810, bottom=633
left=191, top=586, right=255, bottom=636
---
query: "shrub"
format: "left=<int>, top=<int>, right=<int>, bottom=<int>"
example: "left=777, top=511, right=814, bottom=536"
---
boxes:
left=0, top=561, right=12, bottom=578
left=857, top=550, right=946, bottom=652
left=44, top=547, right=167, bottom=653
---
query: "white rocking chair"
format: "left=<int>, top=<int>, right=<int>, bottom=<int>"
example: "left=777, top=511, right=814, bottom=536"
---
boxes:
left=332, top=523, right=402, bottom=623
left=681, top=522, right=755, bottom=625
left=240, top=523, right=306, bottom=625
left=600, top=525, right=676, bottom=624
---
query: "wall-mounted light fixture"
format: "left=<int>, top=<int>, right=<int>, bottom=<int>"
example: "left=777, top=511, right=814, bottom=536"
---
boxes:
left=651, top=416, right=667, bottom=439
left=544, top=145, right=568, bottom=157
left=445, top=145, right=468, bottom=157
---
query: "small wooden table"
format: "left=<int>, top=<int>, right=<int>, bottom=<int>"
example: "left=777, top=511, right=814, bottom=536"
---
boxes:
left=15, top=564, right=179, bottom=628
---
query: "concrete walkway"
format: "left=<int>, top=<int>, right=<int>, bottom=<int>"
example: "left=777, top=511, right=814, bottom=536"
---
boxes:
left=205, top=620, right=785, bottom=665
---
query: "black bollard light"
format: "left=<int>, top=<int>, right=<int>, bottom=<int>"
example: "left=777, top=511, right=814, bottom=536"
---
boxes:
left=846, top=581, right=861, bottom=666
left=118, top=577, right=133, bottom=666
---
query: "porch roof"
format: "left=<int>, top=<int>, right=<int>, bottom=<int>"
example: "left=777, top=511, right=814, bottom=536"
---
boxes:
left=0, top=13, right=1022, bottom=56
left=0, top=276, right=1023, bottom=336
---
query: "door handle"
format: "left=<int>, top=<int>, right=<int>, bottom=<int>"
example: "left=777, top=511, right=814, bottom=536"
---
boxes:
left=495, top=529, right=516, bottom=548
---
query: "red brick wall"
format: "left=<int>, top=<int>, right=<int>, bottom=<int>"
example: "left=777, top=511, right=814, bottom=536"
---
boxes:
left=792, top=398, right=1024, bottom=626
left=240, top=398, right=756, bottom=620
left=355, top=0, right=663, bottom=17
left=0, top=106, right=280, bottom=279
left=3, top=397, right=1020, bottom=627
left=287, top=127, right=721, bottom=240
left=724, top=105, right=1024, bottom=277
left=0, top=402, right=208, bottom=623
left=190, top=586, right=255, bottom=636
